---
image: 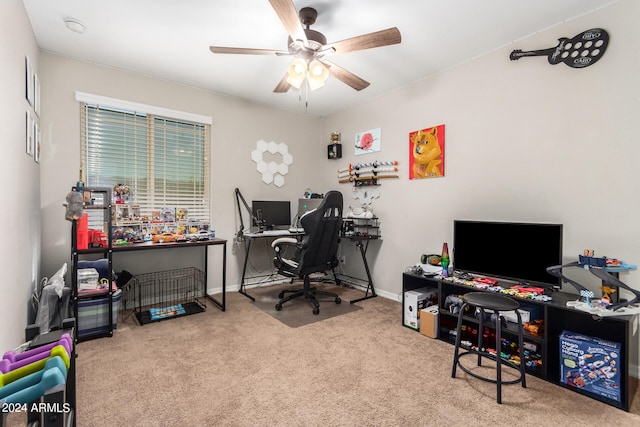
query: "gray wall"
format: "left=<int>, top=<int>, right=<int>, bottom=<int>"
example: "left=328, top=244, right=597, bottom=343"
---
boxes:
left=0, top=0, right=42, bottom=350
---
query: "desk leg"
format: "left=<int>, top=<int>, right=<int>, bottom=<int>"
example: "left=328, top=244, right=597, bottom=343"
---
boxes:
left=205, top=242, right=227, bottom=311
left=350, top=239, right=377, bottom=304
left=239, top=238, right=255, bottom=301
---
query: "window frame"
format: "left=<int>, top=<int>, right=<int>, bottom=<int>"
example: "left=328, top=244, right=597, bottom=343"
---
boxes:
left=76, top=92, right=212, bottom=227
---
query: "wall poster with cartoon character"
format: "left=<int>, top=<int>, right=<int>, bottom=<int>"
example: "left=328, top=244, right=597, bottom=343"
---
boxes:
left=354, top=128, right=381, bottom=155
left=409, top=124, right=445, bottom=179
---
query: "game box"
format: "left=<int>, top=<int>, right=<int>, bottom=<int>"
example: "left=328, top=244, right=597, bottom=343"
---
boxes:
left=560, top=330, right=621, bottom=403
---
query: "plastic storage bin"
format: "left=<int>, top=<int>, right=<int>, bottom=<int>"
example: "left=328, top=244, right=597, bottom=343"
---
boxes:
left=77, top=289, right=121, bottom=338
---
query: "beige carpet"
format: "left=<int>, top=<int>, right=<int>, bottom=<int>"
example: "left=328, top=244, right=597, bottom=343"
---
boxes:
left=9, top=288, right=638, bottom=426
left=250, top=282, right=362, bottom=328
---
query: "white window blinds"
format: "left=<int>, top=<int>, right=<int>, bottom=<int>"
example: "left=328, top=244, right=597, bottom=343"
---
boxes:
left=80, top=103, right=211, bottom=223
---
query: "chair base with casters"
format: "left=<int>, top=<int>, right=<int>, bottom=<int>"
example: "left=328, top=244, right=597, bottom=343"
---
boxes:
left=275, top=275, right=341, bottom=315
left=451, top=292, right=526, bottom=404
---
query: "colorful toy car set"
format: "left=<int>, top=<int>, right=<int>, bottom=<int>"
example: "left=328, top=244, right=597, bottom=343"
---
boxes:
left=447, top=324, right=542, bottom=369
left=443, top=276, right=553, bottom=302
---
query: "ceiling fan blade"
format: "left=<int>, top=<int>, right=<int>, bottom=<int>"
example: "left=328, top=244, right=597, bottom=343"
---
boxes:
left=322, top=61, right=370, bottom=91
left=209, top=46, right=287, bottom=55
left=326, top=27, right=401, bottom=55
left=273, top=73, right=291, bottom=93
left=268, top=0, right=308, bottom=44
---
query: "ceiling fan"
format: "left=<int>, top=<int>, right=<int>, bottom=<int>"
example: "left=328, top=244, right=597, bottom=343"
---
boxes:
left=209, top=0, right=402, bottom=93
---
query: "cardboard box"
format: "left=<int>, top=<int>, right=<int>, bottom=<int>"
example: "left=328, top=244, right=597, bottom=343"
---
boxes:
left=404, top=287, right=437, bottom=330
left=559, top=330, right=621, bottom=403
left=419, top=305, right=439, bottom=338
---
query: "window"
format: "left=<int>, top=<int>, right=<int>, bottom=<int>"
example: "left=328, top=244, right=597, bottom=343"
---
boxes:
left=79, top=99, right=211, bottom=225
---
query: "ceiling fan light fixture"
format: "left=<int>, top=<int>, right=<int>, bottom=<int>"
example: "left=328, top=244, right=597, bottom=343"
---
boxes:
left=307, top=60, right=329, bottom=91
left=286, top=58, right=307, bottom=89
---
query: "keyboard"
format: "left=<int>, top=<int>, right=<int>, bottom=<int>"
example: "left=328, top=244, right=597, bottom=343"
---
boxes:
left=261, top=229, right=290, bottom=236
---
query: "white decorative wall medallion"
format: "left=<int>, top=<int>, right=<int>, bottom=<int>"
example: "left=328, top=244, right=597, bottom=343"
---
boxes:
left=251, top=139, right=293, bottom=187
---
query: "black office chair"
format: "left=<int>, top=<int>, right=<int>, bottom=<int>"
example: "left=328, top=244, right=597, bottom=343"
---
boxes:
left=271, top=191, right=343, bottom=315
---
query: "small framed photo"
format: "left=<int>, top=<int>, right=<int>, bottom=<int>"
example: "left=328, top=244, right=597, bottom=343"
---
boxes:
left=26, top=111, right=34, bottom=156
left=34, top=121, right=40, bottom=163
left=25, top=56, right=34, bottom=106
left=34, top=73, right=41, bottom=116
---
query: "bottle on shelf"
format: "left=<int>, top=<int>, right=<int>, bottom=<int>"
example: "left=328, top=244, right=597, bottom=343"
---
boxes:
left=76, top=165, right=84, bottom=196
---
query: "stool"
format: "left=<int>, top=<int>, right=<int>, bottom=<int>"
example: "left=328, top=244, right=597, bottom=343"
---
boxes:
left=451, top=292, right=526, bottom=404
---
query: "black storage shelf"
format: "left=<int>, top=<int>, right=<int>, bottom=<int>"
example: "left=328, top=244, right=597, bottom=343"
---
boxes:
left=402, top=272, right=638, bottom=411
left=70, top=186, right=115, bottom=343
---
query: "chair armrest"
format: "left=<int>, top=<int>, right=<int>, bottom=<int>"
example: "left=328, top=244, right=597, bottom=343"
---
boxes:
left=270, top=237, right=299, bottom=248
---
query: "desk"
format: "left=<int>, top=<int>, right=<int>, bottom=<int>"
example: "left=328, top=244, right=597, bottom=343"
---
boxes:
left=112, top=238, right=227, bottom=311
left=238, top=231, right=303, bottom=301
left=339, top=235, right=379, bottom=304
left=238, top=231, right=378, bottom=304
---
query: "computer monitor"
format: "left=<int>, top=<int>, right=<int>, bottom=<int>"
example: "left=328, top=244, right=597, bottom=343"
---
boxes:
left=297, top=198, right=323, bottom=223
left=252, top=200, right=291, bottom=230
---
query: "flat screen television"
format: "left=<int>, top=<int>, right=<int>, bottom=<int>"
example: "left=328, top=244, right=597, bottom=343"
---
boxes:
left=453, top=220, right=563, bottom=288
left=252, top=200, right=291, bottom=230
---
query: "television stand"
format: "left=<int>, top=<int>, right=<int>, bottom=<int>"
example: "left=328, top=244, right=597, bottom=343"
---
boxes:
left=402, top=272, right=639, bottom=411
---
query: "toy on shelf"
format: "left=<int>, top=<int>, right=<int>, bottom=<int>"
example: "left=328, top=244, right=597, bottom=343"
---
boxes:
left=546, top=251, right=640, bottom=317
left=578, top=249, right=634, bottom=269
left=580, top=289, right=595, bottom=307
left=600, top=285, right=616, bottom=303
left=346, top=205, right=374, bottom=219
left=327, top=132, right=342, bottom=159
left=524, top=319, right=544, bottom=337
left=113, top=183, right=130, bottom=204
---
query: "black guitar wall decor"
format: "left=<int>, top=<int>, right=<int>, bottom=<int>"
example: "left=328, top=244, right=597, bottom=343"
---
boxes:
left=510, top=28, right=609, bottom=68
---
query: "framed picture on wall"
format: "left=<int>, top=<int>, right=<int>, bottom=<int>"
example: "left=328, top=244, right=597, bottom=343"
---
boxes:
left=34, top=121, right=40, bottom=163
left=354, top=128, right=381, bottom=155
left=34, top=73, right=41, bottom=116
left=409, top=124, right=445, bottom=179
left=25, top=56, right=34, bottom=106
left=26, top=111, right=34, bottom=156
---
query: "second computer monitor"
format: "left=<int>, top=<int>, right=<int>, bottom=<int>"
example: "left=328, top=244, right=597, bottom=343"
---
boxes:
left=297, top=198, right=323, bottom=221
left=252, top=200, right=291, bottom=230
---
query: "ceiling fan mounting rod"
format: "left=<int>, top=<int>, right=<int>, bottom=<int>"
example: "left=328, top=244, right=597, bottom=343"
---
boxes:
left=299, top=7, right=317, bottom=29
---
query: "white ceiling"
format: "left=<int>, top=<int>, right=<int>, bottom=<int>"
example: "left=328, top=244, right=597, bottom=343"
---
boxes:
left=23, top=0, right=617, bottom=116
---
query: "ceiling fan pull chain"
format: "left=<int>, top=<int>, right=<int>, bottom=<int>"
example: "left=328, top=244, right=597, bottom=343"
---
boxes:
left=305, top=82, right=309, bottom=111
